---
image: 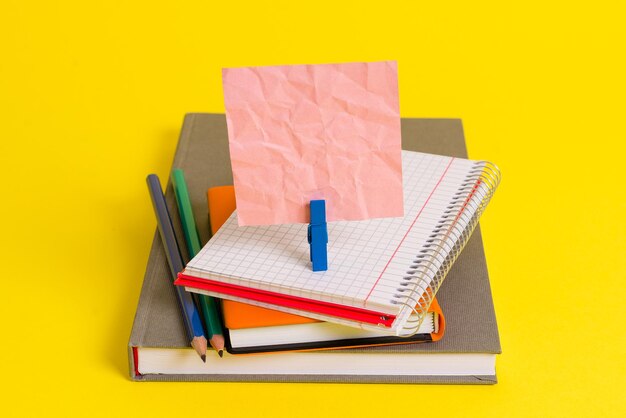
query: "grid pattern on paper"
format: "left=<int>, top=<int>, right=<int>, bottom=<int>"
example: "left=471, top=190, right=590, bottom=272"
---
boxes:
left=187, top=151, right=478, bottom=314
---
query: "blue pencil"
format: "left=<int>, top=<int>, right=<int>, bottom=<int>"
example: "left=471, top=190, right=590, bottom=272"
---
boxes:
left=146, top=174, right=208, bottom=362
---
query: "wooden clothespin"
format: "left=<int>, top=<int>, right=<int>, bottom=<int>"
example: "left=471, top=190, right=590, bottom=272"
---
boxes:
left=308, top=200, right=328, bottom=271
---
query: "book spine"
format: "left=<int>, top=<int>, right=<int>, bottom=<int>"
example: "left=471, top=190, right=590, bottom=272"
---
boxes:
left=392, top=161, right=501, bottom=336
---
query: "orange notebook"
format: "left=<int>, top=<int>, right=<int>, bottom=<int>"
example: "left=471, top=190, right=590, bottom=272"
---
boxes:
left=207, top=186, right=445, bottom=354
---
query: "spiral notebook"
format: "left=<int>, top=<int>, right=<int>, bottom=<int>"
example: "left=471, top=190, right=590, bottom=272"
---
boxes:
left=177, top=151, right=499, bottom=336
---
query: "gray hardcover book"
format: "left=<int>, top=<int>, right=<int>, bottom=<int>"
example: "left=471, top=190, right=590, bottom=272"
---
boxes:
left=128, top=113, right=501, bottom=383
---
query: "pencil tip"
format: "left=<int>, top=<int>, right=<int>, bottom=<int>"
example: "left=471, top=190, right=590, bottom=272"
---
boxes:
left=218, top=350, right=224, bottom=358
left=201, top=354, right=206, bottom=363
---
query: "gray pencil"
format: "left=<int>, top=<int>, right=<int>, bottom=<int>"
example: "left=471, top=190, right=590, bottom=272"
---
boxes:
left=146, top=174, right=208, bottom=362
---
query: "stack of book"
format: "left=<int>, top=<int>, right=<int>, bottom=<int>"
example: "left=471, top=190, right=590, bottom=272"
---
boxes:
left=128, top=113, right=501, bottom=384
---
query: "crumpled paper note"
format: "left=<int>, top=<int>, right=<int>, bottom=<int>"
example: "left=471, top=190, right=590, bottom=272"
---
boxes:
left=222, top=61, right=404, bottom=226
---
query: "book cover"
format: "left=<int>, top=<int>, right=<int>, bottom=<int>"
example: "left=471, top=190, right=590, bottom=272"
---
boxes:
left=128, top=113, right=501, bottom=383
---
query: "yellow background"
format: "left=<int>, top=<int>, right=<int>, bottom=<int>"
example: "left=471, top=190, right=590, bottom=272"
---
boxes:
left=1, top=1, right=624, bottom=417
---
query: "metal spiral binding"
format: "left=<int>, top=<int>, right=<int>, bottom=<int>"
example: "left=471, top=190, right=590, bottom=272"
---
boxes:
left=391, top=161, right=501, bottom=336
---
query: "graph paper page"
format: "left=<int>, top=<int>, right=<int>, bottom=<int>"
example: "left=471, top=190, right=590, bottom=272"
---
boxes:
left=186, top=151, right=479, bottom=314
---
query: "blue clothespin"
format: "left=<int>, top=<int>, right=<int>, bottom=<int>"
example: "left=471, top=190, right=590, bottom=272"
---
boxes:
left=308, top=199, right=328, bottom=272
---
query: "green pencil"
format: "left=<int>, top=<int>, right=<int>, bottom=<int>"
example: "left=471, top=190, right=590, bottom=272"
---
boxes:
left=171, top=168, right=225, bottom=357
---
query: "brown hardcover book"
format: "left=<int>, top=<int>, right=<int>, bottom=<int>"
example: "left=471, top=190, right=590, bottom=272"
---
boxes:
left=128, top=113, right=501, bottom=383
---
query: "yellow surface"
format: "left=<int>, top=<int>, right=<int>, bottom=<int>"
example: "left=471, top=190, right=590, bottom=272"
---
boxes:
left=1, top=1, right=624, bottom=417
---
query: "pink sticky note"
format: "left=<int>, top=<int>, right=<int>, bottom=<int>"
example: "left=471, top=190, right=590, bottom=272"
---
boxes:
left=222, top=61, right=403, bottom=226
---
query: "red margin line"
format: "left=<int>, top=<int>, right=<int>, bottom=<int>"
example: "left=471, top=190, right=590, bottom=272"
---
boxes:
left=365, top=157, right=455, bottom=302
